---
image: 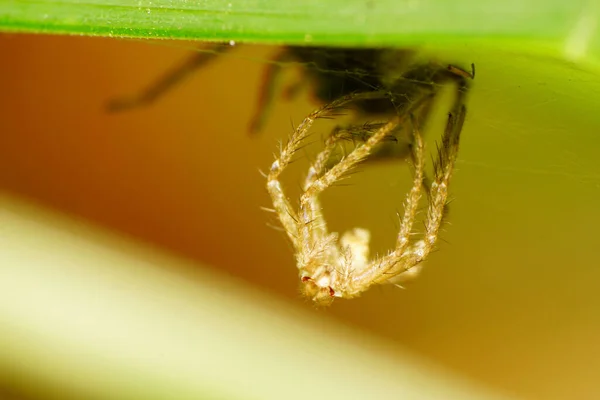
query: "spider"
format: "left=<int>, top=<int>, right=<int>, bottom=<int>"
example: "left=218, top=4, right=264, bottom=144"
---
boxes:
left=266, top=61, right=471, bottom=306
left=106, top=43, right=473, bottom=305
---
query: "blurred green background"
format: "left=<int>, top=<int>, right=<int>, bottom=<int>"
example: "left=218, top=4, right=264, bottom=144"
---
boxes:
left=1, top=30, right=600, bottom=400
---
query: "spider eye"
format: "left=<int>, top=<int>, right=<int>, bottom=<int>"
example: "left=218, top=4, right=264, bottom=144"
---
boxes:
left=301, top=276, right=312, bottom=282
left=328, top=287, right=335, bottom=297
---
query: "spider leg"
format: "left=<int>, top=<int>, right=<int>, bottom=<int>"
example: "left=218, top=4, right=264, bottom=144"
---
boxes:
left=301, top=128, right=343, bottom=244
left=403, top=63, right=472, bottom=202
left=321, top=121, right=399, bottom=169
left=107, top=43, right=232, bottom=112
left=332, top=104, right=435, bottom=195
left=248, top=51, right=290, bottom=134
left=367, top=67, right=471, bottom=286
left=299, top=116, right=402, bottom=231
left=406, top=96, right=442, bottom=201
left=380, top=104, right=467, bottom=283
left=301, top=123, right=375, bottom=246
left=346, top=103, right=465, bottom=292
left=422, top=104, right=466, bottom=251
left=267, top=91, right=387, bottom=251
left=298, top=87, right=438, bottom=248
left=346, top=114, right=426, bottom=290
left=394, top=114, right=426, bottom=254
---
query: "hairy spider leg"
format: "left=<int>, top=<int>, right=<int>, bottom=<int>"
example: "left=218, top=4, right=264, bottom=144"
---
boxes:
left=395, top=114, right=426, bottom=254
left=106, top=43, right=233, bottom=112
left=266, top=91, right=388, bottom=252
left=301, top=127, right=345, bottom=245
left=250, top=49, right=341, bottom=134
left=325, top=114, right=426, bottom=297
left=298, top=118, right=401, bottom=237
left=248, top=50, right=299, bottom=134
left=367, top=105, right=467, bottom=286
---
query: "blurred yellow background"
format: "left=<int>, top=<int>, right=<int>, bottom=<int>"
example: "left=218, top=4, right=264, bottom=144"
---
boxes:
left=1, top=33, right=600, bottom=400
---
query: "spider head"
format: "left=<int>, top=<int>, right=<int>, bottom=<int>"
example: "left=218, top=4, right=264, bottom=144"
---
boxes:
left=300, top=275, right=336, bottom=306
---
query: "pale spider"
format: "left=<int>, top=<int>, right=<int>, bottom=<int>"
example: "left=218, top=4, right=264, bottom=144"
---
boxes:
left=266, top=64, right=471, bottom=306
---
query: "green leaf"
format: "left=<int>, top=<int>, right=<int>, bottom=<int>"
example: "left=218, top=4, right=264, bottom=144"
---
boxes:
left=1, top=0, right=598, bottom=54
